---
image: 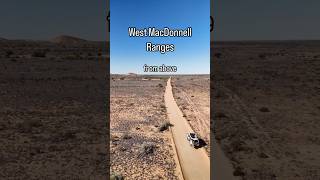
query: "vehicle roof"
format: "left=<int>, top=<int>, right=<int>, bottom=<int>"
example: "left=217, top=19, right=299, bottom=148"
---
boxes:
left=189, top=133, right=198, bottom=139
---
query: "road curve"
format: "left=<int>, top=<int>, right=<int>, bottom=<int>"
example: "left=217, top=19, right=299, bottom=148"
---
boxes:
left=165, top=78, right=210, bottom=180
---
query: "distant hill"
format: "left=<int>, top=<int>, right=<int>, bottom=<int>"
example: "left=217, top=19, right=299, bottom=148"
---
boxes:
left=127, top=73, right=138, bottom=76
left=51, top=35, right=88, bottom=45
left=0, top=37, right=8, bottom=41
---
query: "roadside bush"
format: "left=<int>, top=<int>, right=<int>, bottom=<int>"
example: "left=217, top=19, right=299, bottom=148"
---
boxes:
left=139, top=142, right=156, bottom=157
left=158, top=121, right=172, bottom=132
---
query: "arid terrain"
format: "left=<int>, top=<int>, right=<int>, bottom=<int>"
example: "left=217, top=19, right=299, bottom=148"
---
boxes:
left=165, top=77, right=210, bottom=180
left=110, top=75, right=182, bottom=179
left=171, top=75, right=211, bottom=154
left=212, top=41, right=320, bottom=179
left=0, top=36, right=108, bottom=179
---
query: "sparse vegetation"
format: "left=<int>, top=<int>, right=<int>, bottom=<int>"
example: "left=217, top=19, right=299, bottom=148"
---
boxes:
left=214, top=52, right=222, bottom=58
left=139, top=142, right=156, bottom=157
left=233, top=167, right=245, bottom=177
left=158, top=121, right=172, bottom=132
left=259, top=107, right=270, bottom=112
left=0, top=39, right=108, bottom=178
left=110, top=76, right=177, bottom=179
left=5, top=50, right=13, bottom=58
left=32, top=50, right=47, bottom=57
left=258, top=53, right=266, bottom=59
left=213, top=41, right=320, bottom=179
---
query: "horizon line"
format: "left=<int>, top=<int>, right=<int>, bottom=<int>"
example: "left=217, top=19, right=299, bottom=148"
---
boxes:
left=0, top=35, right=108, bottom=42
left=3, top=35, right=320, bottom=42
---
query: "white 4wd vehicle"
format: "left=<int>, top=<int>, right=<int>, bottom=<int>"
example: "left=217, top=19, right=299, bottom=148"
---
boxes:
left=186, top=133, right=200, bottom=147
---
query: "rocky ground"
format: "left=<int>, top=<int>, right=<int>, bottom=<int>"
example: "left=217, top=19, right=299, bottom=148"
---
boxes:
left=110, top=75, right=181, bottom=179
left=0, top=39, right=108, bottom=179
left=212, top=41, right=320, bottom=179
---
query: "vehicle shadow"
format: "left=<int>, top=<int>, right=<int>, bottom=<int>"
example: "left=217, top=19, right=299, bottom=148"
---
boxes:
left=195, top=138, right=207, bottom=149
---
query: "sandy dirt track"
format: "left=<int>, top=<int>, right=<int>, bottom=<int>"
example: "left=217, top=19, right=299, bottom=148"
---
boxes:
left=165, top=78, right=210, bottom=180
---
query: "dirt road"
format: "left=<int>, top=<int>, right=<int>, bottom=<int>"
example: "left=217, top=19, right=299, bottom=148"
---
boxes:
left=165, top=78, right=210, bottom=180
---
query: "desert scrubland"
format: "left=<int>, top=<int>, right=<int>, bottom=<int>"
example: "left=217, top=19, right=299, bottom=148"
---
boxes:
left=0, top=37, right=108, bottom=179
left=110, top=75, right=182, bottom=179
left=212, top=41, right=320, bottom=179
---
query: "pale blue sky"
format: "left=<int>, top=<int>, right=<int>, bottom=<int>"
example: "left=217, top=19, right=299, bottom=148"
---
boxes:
left=111, top=0, right=210, bottom=74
